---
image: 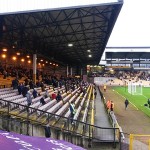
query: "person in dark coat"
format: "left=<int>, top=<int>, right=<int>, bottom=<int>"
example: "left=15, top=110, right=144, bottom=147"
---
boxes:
left=12, top=78, right=19, bottom=89
left=125, top=99, right=129, bottom=110
left=56, top=91, right=62, bottom=103
left=18, top=83, right=23, bottom=95
left=44, top=125, right=51, bottom=138
left=94, top=90, right=97, bottom=99
left=29, top=80, right=34, bottom=89
left=40, top=96, right=46, bottom=105
left=32, top=88, right=37, bottom=98
left=22, top=86, right=29, bottom=97
left=110, top=101, right=114, bottom=111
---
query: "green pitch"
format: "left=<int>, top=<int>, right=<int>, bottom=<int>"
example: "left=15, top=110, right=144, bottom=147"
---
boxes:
left=113, top=86, right=150, bottom=117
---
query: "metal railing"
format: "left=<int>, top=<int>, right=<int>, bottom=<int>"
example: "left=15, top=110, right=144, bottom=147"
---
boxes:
left=0, top=98, right=120, bottom=147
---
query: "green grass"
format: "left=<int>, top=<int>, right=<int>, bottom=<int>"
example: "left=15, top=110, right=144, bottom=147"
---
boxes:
left=113, top=86, right=150, bottom=117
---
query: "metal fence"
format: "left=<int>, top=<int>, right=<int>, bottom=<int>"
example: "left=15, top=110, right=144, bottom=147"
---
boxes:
left=0, top=98, right=121, bottom=148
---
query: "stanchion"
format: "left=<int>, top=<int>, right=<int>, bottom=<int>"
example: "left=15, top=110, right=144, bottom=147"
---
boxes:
left=26, top=106, right=30, bottom=136
left=6, top=102, right=10, bottom=132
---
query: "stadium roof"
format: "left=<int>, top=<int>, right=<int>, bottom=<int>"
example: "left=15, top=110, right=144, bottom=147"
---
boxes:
left=0, top=1, right=123, bottom=66
left=106, top=51, right=150, bottom=59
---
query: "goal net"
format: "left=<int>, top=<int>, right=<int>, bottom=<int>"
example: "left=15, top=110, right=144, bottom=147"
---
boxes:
left=128, top=81, right=142, bottom=95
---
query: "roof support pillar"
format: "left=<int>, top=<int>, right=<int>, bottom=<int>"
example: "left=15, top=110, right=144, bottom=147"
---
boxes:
left=81, top=68, right=83, bottom=76
left=70, top=67, right=73, bottom=76
left=67, top=65, right=69, bottom=77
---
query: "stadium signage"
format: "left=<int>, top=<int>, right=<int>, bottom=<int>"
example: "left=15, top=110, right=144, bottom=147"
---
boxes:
left=0, top=130, right=85, bottom=150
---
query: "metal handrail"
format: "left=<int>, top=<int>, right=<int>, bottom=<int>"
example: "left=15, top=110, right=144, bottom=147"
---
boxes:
left=0, top=97, right=120, bottom=143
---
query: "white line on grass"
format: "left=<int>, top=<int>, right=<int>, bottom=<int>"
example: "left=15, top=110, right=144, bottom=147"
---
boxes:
left=113, top=90, right=138, bottom=110
left=142, top=94, right=148, bottom=99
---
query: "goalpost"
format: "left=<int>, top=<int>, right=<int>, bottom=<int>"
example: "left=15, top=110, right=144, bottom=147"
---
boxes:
left=128, top=81, right=143, bottom=95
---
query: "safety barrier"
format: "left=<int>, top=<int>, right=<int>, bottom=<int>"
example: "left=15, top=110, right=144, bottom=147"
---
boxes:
left=129, top=134, right=150, bottom=150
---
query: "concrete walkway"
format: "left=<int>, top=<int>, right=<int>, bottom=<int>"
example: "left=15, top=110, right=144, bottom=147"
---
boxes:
left=93, top=87, right=114, bottom=141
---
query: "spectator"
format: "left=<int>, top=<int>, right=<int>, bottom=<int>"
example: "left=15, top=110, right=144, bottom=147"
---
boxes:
left=125, top=99, right=129, bottom=110
left=12, top=78, right=19, bottom=89
left=3, top=70, right=7, bottom=79
left=69, top=101, right=76, bottom=124
left=40, top=96, right=46, bottom=105
left=26, top=91, right=32, bottom=106
left=106, top=100, right=111, bottom=111
left=32, top=88, right=38, bottom=98
left=56, top=91, right=62, bottom=103
left=36, top=80, right=41, bottom=87
left=18, top=83, right=23, bottom=95
left=22, top=86, right=29, bottom=97
left=110, top=101, right=114, bottom=111
left=44, top=125, right=51, bottom=138
left=103, top=84, right=107, bottom=92
left=41, top=82, right=45, bottom=91
left=51, top=91, right=57, bottom=100
left=45, top=89, right=50, bottom=98
left=29, top=80, right=34, bottom=89
left=94, top=90, right=97, bottom=99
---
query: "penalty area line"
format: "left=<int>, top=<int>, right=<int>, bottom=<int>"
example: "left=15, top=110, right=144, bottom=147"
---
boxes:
left=113, top=89, right=138, bottom=110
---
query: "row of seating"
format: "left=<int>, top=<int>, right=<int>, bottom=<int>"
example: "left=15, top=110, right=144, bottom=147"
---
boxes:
left=64, top=93, right=83, bottom=118
left=82, top=86, right=93, bottom=122
left=62, top=85, right=92, bottom=125
left=13, top=86, right=65, bottom=111
left=0, top=89, right=18, bottom=99
left=55, top=92, right=80, bottom=119
left=36, top=90, right=67, bottom=115
left=74, top=93, right=87, bottom=121
left=0, top=83, right=94, bottom=135
left=0, top=87, right=13, bottom=92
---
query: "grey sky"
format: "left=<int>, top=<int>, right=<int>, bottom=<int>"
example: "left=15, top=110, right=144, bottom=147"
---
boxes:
left=107, top=0, right=150, bottom=47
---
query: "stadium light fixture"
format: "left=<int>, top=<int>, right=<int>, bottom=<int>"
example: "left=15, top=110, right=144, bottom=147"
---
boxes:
left=87, top=49, right=91, bottom=52
left=12, top=45, right=15, bottom=49
left=2, top=48, right=7, bottom=52
left=26, top=55, right=30, bottom=58
left=88, top=54, right=92, bottom=57
left=21, top=58, right=25, bottom=62
left=2, top=54, right=6, bottom=58
left=16, top=52, right=20, bottom=55
left=68, top=43, right=73, bottom=47
left=12, top=56, right=17, bottom=61
left=28, top=60, right=31, bottom=64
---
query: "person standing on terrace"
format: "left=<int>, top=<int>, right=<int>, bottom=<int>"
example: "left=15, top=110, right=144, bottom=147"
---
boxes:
left=69, top=101, right=76, bottom=124
left=103, top=84, right=107, bottom=92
